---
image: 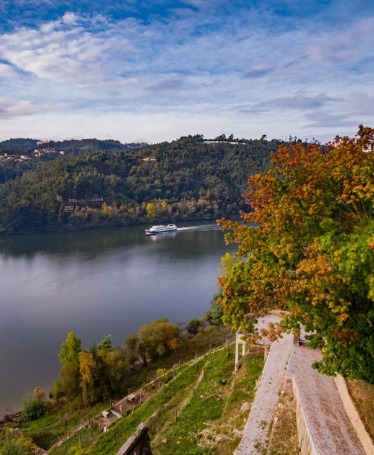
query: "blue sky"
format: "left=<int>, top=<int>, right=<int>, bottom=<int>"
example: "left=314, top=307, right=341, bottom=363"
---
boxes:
left=0, top=0, right=373, bottom=144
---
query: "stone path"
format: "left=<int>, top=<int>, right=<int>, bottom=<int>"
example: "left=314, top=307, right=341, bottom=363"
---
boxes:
left=234, top=325, right=367, bottom=455
left=234, top=330, right=294, bottom=454
left=287, top=346, right=366, bottom=455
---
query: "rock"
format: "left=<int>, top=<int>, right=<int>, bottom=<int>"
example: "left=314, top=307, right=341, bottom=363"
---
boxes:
left=241, top=402, right=252, bottom=412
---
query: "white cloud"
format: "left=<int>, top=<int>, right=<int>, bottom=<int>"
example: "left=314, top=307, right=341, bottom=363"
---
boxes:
left=0, top=1, right=373, bottom=143
left=62, top=12, right=79, bottom=25
left=308, top=17, right=374, bottom=66
left=0, top=97, right=69, bottom=118
left=0, top=22, right=109, bottom=85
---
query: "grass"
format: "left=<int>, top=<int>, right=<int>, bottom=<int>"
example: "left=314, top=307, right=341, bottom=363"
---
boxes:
left=2, top=324, right=311, bottom=455
left=45, top=344, right=264, bottom=455
left=150, top=347, right=264, bottom=455
left=45, top=427, right=98, bottom=455
left=8, top=324, right=374, bottom=455
left=19, top=401, right=107, bottom=451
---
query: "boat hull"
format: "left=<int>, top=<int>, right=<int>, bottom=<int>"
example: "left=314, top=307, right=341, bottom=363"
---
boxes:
left=145, top=224, right=178, bottom=235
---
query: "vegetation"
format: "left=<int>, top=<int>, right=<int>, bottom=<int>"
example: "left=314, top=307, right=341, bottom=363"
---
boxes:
left=0, top=135, right=279, bottom=234
left=346, top=379, right=374, bottom=441
left=4, top=126, right=374, bottom=451
left=124, top=319, right=180, bottom=367
left=53, top=302, right=231, bottom=406
left=21, top=388, right=47, bottom=422
left=266, top=379, right=299, bottom=455
left=0, top=322, right=237, bottom=454
left=57, top=332, right=127, bottom=407
left=46, top=344, right=263, bottom=455
left=0, top=138, right=142, bottom=157
left=218, top=125, right=374, bottom=382
left=0, top=430, right=37, bottom=455
left=0, top=138, right=143, bottom=186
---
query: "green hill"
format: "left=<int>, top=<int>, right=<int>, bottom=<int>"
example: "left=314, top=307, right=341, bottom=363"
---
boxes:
left=0, top=135, right=281, bottom=234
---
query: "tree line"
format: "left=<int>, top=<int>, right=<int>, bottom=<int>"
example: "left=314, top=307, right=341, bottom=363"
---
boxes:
left=0, top=135, right=280, bottom=234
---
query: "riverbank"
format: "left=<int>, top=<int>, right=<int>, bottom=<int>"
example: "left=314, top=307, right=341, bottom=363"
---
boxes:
left=0, top=325, right=235, bottom=452
left=0, top=223, right=231, bottom=418
left=9, top=341, right=264, bottom=455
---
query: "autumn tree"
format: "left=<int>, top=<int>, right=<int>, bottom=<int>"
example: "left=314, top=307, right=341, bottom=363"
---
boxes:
left=218, top=125, right=374, bottom=381
left=99, top=348, right=127, bottom=395
left=90, top=335, right=128, bottom=399
left=79, top=351, right=98, bottom=406
left=56, top=332, right=128, bottom=405
left=125, top=319, right=180, bottom=366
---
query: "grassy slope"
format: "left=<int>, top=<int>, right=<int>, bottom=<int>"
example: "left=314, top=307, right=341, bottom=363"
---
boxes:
left=5, top=328, right=373, bottom=455
left=47, top=345, right=264, bottom=455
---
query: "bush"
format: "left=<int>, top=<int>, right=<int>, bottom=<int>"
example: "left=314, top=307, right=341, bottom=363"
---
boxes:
left=0, top=433, right=36, bottom=455
left=187, top=319, right=203, bottom=335
left=205, top=294, right=224, bottom=326
left=21, top=388, right=46, bottom=421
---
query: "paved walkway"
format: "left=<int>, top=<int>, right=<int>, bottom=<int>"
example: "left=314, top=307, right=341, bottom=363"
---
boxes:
left=235, top=320, right=367, bottom=454
left=234, top=330, right=294, bottom=454
left=287, top=346, right=366, bottom=455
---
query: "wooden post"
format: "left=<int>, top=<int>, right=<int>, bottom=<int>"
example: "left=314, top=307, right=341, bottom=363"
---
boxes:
left=235, top=338, right=239, bottom=373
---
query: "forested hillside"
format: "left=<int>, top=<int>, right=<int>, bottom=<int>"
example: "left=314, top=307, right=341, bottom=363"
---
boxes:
left=0, top=138, right=144, bottom=156
left=0, top=135, right=280, bottom=234
left=0, top=138, right=145, bottom=186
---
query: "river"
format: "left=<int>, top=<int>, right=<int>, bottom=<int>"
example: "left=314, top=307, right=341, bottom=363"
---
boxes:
left=0, top=222, right=234, bottom=417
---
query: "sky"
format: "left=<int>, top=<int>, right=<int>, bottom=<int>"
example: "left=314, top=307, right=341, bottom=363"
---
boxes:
left=0, top=0, right=373, bottom=144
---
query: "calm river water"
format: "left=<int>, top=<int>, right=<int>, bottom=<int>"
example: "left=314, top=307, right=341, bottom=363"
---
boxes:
left=0, top=222, right=234, bottom=417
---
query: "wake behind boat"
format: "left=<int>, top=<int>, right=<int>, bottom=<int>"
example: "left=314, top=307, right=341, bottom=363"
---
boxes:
left=145, top=224, right=178, bottom=235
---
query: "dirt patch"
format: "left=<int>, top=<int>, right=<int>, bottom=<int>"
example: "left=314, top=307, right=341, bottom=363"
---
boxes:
left=113, top=389, right=152, bottom=416
left=346, top=379, right=374, bottom=441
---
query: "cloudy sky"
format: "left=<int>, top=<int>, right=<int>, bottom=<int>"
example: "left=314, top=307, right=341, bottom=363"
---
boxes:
left=0, top=0, right=373, bottom=144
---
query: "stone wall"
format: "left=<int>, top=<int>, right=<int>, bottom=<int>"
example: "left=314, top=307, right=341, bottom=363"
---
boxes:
left=290, top=378, right=317, bottom=455
left=116, top=423, right=153, bottom=455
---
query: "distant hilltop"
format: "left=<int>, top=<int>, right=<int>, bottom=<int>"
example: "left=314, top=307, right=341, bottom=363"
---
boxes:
left=0, top=138, right=147, bottom=154
left=0, top=133, right=294, bottom=154
left=0, top=134, right=281, bottom=235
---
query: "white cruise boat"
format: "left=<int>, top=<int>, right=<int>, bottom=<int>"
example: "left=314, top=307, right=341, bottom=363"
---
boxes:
left=145, top=224, right=178, bottom=235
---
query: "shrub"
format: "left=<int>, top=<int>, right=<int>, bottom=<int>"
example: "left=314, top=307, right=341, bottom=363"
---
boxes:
left=21, top=388, right=46, bottom=421
left=187, top=319, right=203, bottom=335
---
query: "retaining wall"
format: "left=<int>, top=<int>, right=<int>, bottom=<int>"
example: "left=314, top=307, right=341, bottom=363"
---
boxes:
left=116, top=423, right=153, bottom=455
left=290, top=378, right=317, bottom=455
